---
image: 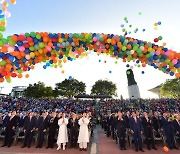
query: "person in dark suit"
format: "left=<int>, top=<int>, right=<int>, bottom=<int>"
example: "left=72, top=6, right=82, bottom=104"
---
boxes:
left=2, top=112, right=9, bottom=128
left=35, top=112, right=49, bottom=148
left=172, top=114, right=180, bottom=141
left=141, top=112, right=157, bottom=150
left=161, top=113, right=178, bottom=149
left=68, top=113, right=79, bottom=148
left=46, top=111, right=58, bottom=149
left=21, top=111, right=37, bottom=148
left=19, top=111, right=28, bottom=128
left=124, top=111, right=130, bottom=129
left=1, top=110, right=18, bottom=147
left=106, top=114, right=111, bottom=137
left=129, top=111, right=144, bottom=152
left=152, top=112, right=160, bottom=132
left=116, top=111, right=126, bottom=150
left=110, top=113, right=117, bottom=140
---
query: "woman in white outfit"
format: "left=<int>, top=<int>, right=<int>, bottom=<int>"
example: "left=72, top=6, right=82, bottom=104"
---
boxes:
left=78, top=112, right=90, bottom=151
left=56, top=113, right=68, bottom=150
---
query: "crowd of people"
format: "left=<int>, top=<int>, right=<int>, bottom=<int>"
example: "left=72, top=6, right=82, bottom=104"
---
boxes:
left=0, top=96, right=179, bottom=152
left=98, top=98, right=180, bottom=151
left=0, top=97, right=95, bottom=151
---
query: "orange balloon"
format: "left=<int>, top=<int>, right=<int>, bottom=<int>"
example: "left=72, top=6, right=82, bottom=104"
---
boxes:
left=1, top=7, right=7, bottom=12
left=17, top=74, right=22, bottom=78
left=10, top=0, right=16, bottom=4
left=142, top=63, right=146, bottom=67
left=25, top=74, right=29, bottom=78
left=3, top=1, right=8, bottom=7
left=0, top=78, right=4, bottom=83
left=175, top=73, right=180, bottom=78
left=163, top=146, right=169, bottom=152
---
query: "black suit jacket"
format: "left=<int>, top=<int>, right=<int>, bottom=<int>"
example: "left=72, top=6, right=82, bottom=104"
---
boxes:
left=116, top=118, right=126, bottom=134
left=48, top=117, right=58, bottom=131
left=68, top=118, right=79, bottom=132
left=152, top=116, right=160, bottom=131
left=173, top=119, right=180, bottom=135
left=24, top=116, right=37, bottom=132
left=141, top=116, right=153, bottom=129
left=2, top=115, right=9, bottom=127
left=36, top=116, right=48, bottom=131
left=124, top=115, right=130, bottom=128
left=129, top=117, right=142, bottom=133
left=6, top=116, right=18, bottom=131
left=19, top=116, right=28, bottom=127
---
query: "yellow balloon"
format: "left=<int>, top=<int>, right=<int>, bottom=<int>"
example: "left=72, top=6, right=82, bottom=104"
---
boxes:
left=30, top=52, right=35, bottom=58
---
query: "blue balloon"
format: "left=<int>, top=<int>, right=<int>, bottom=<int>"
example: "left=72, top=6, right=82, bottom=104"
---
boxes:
left=158, top=21, right=161, bottom=25
left=68, top=76, right=72, bottom=80
left=43, top=65, right=47, bottom=69
left=170, top=72, right=174, bottom=76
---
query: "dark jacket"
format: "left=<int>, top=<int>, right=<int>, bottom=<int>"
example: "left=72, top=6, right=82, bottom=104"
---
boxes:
left=116, top=118, right=126, bottom=135
left=24, top=116, right=37, bottom=132
left=6, top=116, right=18, bottom=130
left=36, top=116, right=48, bottom=131
left=129, top=117, right=142, bottom=133
left=48, top=117, right=58, bottom=131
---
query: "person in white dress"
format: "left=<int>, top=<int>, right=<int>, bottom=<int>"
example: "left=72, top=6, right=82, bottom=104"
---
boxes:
left=56, top=113, right=68, bottom=150
left=78, top=112, right=90, bottom=151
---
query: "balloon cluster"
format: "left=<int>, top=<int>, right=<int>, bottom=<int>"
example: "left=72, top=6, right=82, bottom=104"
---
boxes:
left=0, top=32, right=179, bottom=83
left=0, top=0, right=16, bottom=33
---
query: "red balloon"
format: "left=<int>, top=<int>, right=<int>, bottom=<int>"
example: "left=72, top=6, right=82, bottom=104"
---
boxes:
left=18, top=35, right=26, bottom=41
left=154, top=38, right=159, bottom=42
left=24, top=43, right=30, bottom=48
left=11, top=73, right=17, bottom=77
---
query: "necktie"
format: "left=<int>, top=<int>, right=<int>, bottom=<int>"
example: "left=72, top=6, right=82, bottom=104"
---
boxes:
left=134, top=118, right=137, bottom=123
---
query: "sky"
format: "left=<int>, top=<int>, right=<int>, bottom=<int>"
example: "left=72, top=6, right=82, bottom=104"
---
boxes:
left=0, top=0, right=179, bottom=98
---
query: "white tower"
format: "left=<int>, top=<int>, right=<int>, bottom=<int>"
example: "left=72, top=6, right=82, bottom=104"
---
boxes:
left=126, top=69, right=140, bottom=99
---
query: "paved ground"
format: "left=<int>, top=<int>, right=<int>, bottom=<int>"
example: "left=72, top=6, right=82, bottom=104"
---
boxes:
left=0, top=126, right=179, bottom=154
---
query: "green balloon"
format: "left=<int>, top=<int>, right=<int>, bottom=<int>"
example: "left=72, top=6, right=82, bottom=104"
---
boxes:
left=30, top=32, right=36, bottom=37
left=29, top=46, right=35, bottom=51
left=158, top=36, right=163, bottom=40
left=165, top=59, right=170, bottom=64
left=0, top=33, right=3, bottom=39
left=36, top=34, right=41, bottom=39
left=122, top=46, right=127, bottom=51
left=17, top=69, right=23, bottom=74
left=2, top=38, right=8, bottom=44
left=9, top=40, right=16, bottom=46
left=25, top=33, right=30, bottom=37
left=137, top=49, right=142, bottom=54
left=0, top=60, right=7, bottom=66
left=133, top=46, right=138, bottom=51
left=0, top=26, right=6, bottom=32
left=39, top=42, right=45, bottom=48
left=0, top=40, right=4, bottom=47
left=6, top=78, right=11, bottom=83
left=99, top=37, right=104, bottom=42
left=127, top=71, right=130, bottom=75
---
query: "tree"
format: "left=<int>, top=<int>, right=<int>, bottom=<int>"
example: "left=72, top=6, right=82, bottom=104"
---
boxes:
left=24, top=82, right=53, bottom=98
left=91, top=80, right=117, bottom=96
left=160, top=78, right=180, bottom=98
left=55, top=78, right=86, bottom=98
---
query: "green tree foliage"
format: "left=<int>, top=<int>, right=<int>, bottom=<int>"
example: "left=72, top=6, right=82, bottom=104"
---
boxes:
left=55, top=78, right=86, bottom=98
left=160, top=78, right=180, bottom=98
left=24, top=82, right=53, bottom=98
left=91, top=80, right=117, bottom=96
